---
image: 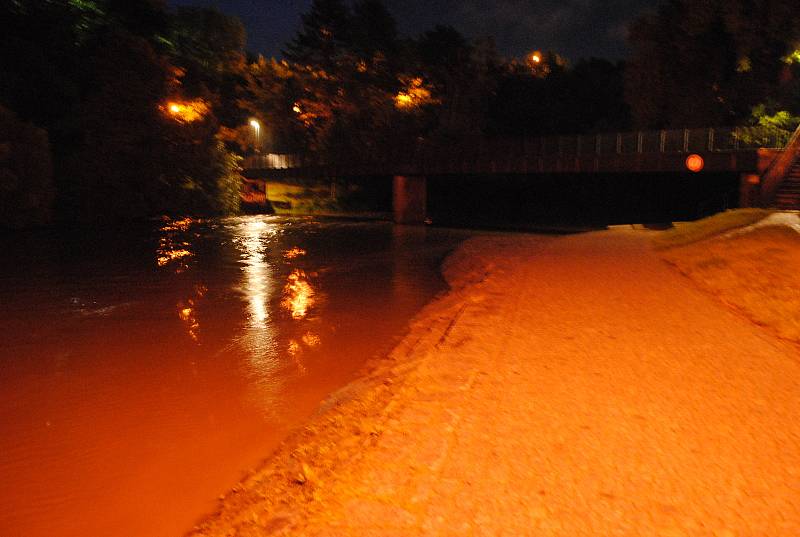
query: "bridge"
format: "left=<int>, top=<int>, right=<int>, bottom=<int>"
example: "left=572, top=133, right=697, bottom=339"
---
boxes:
left=243, top=126, right=800, bottom=224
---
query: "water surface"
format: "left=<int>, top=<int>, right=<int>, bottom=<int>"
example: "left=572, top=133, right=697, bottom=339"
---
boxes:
left=0, top=216, right=469, bottom=537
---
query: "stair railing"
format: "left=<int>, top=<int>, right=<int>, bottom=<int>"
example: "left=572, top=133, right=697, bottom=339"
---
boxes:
left=759, top=123, right=800, bottom=206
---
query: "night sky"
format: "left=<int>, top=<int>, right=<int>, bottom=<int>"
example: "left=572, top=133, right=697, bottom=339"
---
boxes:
left=168, top=0, right=662, bottom=62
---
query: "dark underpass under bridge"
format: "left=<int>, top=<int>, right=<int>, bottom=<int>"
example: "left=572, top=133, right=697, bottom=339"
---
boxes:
left=243, top=126, right=799, bottom=225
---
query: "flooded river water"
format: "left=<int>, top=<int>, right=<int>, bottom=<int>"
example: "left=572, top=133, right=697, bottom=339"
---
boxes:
left=0, top=216, right=470, bottom=537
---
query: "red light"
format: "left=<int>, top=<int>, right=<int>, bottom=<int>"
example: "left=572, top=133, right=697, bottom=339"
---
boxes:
left=686, top=154, right=704, bottom=173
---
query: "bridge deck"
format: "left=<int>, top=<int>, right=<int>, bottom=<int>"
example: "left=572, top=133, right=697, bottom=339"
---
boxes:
left=244, top=150, right=779, bottom=179
left=244, top=127, right=787, bottom=180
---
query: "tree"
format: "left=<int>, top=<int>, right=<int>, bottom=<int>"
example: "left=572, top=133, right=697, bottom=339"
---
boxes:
left=0, top=0, right=84, bottom=131
left=283, top=0, right=353, bottom=72
left=0, top=0, right=247, bottom=224
left=58, top=29, right=177, bottom=220
left=0, top=105, right=55, bottom=228
left=266, top=0, right=404, bottom=158
left=487, top=55, right=629, bottom=137
left=626, top=0, right=800, bottom=128
left=169, top=7, right=249, bottom=128
left=351, top=0, right=400, bottom=81
left=413, top=26, right=489, bottom=138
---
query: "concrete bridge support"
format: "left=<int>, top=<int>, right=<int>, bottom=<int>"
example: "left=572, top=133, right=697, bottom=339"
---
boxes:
left=393, top=175, right=427, bottom=225
left=739, top=173, right=761, bottom=208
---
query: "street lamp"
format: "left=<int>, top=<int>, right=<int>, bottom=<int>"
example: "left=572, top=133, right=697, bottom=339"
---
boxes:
left=249, top=119, right=261, bottom=153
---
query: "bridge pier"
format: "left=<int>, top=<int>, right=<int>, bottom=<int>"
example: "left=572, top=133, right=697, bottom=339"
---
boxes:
left=739, top=173, right=761, bottom=208
left=393, top=175, right=427, bottom=225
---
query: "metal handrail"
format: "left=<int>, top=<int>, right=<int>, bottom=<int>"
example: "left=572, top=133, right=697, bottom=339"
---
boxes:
left=243, top=126, right=793, bottom=170
left=758, top=123, right=800, bottom=206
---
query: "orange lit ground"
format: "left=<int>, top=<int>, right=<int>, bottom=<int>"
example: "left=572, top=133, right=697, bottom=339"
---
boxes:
left=189, top=229, right=800, bottom=536
left=662, top=225, right=800, bottom=343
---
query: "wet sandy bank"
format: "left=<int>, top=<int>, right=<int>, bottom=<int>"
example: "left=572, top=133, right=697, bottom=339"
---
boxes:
left=188, top=228, right=800, bottom=536
left=185, top=233, right=548, bottom=536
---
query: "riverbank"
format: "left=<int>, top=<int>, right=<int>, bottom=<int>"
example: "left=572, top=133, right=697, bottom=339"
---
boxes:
left=188, top=224, right=800, bottom=536
left=658, top=210, right=800, bottom=343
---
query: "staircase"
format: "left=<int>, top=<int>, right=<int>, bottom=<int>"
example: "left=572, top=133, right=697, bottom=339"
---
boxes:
left=774, top=161, right=800, bottom=209
left=760, top=124, right=800, bottom=209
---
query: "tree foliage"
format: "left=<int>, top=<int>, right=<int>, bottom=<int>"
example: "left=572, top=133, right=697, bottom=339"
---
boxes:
left=0, top=105, right=55, bottom=228
left=0, top=0, right=244, bottom=224
left=488, top=56, right=629, bottom=136
left=626, top=0, right=800, bottom=128
left=169, top=7, right=248, bottom=128
left=256, top=0, right=405, bottom=157
left=246, top=0, right=630, bottom=158
left=0, top=0, right=656, bottom=226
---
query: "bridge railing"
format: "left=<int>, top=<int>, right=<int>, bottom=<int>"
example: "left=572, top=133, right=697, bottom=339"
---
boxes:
left=757, top=122, right=800, bottom=205
left=243, top=126, right=791, bottom=170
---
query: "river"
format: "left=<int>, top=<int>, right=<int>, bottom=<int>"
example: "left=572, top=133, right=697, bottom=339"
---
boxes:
left=0, top=216, right=470, bottom=537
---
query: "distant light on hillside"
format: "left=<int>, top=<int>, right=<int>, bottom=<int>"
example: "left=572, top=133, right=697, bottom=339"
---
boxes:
left=394, top=77, right=436, bottom=111
left=162, top=99, right=209, bottom=123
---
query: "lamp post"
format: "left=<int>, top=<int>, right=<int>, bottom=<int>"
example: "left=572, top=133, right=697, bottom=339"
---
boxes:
left=249, top=119, right=261, bottom=153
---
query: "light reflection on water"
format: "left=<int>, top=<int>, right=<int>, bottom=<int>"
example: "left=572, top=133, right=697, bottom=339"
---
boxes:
left=0, top=215, right=472, bottom=537
left=233, top=218, right=276, bottom=327
left=157, top=216, right=196, bottom=271
left=230, top=217, right=282, bottom=415
left=282, top=269, right=315, bottom=320
left=177, top=284, right=206, bottom=342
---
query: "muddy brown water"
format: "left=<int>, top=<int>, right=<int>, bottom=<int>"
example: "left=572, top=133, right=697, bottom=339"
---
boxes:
left=0, top=216, right=470, bottom=537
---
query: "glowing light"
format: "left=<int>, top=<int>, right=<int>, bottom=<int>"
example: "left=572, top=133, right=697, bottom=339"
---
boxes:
left=178, top=305, right=199, bottom=341
left=282, top=269, right=315, bottom=320
left=231, top=217, right=283, bottom=416
left=395, top=93, right=413, bottom=107
left=162, top=217, right=194, bottom=232
left=284, top=247, right=307, bottom=259
left=302, top=332, right=321, bottom=347
left=526, top=51, right=551, bottom=76
left=686, top=154, right=705, bottom=173
left=394, top=77, right=436, bottom=110
left=162, top=99, right=209, bottom=123
left=249, top=119, right=261, bottom=151
left=287, top=340, right=308, bottom=374
left=784, top=49, right=800, bottom=64
left=177, top=285, right=205, bottom=342
left=236, top=219, right=274, bottom=325
left=156, top=217, right=196, bottom=271
left=291, top=100, right=326, bottom=127
left=157, top=249, right=192, bottom=267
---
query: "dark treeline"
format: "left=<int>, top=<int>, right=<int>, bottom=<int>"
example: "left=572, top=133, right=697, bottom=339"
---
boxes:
left=1, top=0, right=245, bottom=226
left=627, top=0, right=800, bottom=129
left=1, top=0, right=799, bottom=228
left=246, top=4, right=630, bottom=160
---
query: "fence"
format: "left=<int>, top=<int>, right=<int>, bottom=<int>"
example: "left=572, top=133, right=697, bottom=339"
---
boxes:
left=243, top=126, right=791, bottom=170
